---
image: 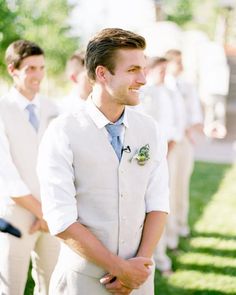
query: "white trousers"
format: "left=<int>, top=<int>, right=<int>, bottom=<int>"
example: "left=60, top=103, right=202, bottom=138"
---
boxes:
left=166, top=137, right=194, bottom=248
left=0, top=203, right=60, bottom=295
left=49, top=258, right=155, bottom=295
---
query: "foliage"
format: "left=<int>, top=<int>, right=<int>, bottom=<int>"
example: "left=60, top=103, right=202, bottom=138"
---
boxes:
left=0, top=0, right=20, bottom=77
left=0, top=0, right=79, bottom=79
left=164, top=0, right=193, bottom=26
left=162, top=0, right=225, bottom=40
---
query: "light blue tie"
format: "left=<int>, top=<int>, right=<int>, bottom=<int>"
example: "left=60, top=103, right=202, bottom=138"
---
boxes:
left=106, top=121, right=123, bottom=161
left=25, top=104, right=39, bottom=132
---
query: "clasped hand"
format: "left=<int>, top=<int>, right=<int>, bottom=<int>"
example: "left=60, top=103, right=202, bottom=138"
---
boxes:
left=100, top=256, right=152, bottom=294
left=29, top=218, right=49, bottom=234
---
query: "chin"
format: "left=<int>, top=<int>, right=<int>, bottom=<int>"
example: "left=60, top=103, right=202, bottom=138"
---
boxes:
left=126, top=98, right=140, bottom=106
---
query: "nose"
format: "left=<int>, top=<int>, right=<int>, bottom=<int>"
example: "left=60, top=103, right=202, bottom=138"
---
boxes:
left=137, top=71, right=146, bottom=86
left=34, top=68, right=45, bottom=81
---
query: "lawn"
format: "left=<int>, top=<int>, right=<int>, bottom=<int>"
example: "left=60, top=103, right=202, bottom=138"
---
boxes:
left=154, top=161, right=236, bottom=295
left=24, top=161, right=236, bottom=294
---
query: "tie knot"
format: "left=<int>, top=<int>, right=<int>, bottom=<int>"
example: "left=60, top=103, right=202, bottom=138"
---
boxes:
left=25, top=103, right=39, bottom=131
left=26, top=104, right=36, bottom=112
left=105, top=123, right=123, bottom=138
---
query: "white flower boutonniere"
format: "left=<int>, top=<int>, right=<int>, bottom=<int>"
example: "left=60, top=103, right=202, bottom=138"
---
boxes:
left=130, top=144, right=150, bottom=166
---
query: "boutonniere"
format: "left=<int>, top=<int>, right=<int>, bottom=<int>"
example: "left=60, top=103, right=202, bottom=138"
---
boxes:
left=130, top=144, right=150, bottom=166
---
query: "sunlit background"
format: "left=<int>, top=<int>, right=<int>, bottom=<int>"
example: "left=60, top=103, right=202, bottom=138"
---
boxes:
left=1, top=1, right=236, bottom=294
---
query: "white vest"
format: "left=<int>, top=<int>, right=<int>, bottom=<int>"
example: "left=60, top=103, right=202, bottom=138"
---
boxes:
left=58, top=108, right=161, bottom=278
left=0, top=95, right=58, bottom=200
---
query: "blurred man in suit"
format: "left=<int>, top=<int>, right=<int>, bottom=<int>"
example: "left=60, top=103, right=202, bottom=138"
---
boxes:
left=0, top=40, right=60, bottom=295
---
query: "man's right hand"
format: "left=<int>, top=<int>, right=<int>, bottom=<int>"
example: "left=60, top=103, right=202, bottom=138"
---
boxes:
left=109, top=256, right=152, bottom=290
left=29, top=218, right=49, bottom=234
left=119, top=257, right=152, bottom=289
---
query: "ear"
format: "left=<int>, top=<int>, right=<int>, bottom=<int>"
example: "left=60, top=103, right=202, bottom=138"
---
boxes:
left=95, top=65, right=107, bottom=82
left=70, top=73, right=78, bottom=83
left=7, top=64, right=16, bottom=77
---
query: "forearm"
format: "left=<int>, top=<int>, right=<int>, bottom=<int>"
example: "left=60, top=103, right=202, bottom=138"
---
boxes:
left=136, top=211, right=167, bottom=258
left=57, top=221, right=125, bottom=276
left=58, top=222, right=152, bottom=290
left=12, top=194, right=43, bottom=219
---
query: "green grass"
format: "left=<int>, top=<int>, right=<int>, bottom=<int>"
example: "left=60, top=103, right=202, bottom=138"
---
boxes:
left=24, top=161, right=236, bottom=294
left=154, top=161, right=236, bottom=295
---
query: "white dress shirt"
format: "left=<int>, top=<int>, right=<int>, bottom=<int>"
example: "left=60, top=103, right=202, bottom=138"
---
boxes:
left=37, top=97, right=169, bottom=234
left=0, top=87, right=40, bottom=197
left=165, top=74, right=203, bottom=128
left=57, top=89, right=86, bottom=114
left=140, top=84, right=180, bottom=142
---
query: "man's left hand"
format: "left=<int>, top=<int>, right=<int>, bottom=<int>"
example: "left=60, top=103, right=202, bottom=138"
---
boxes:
left=100, top=274, right=132, bottom=294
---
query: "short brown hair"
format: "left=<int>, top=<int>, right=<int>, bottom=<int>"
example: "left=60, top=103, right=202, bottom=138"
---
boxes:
left=85, top=28, right=146, bottom=81
left=5, top=40, right=44, bottom=69
left=164, top=49, right=182, bottom=62
left=147, top=57, right=167, bottom=69
left=66, top=50, right=85, bottom=77
left=69, top=50, right=85, bottom=66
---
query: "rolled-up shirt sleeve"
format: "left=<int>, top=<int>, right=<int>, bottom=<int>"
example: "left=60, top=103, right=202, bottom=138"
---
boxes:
left=145, top=123, right=170, bottom=213
left=37, top=117, right=77, bottom=235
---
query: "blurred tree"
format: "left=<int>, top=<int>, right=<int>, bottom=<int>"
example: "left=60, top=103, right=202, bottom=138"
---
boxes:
left=155, top=0, right=228, bottom=40
left=0, top=0, right=20, bottom=78
left=165, top=0, right=193, bottom=26
left=0, top=0, right=79, bottom=79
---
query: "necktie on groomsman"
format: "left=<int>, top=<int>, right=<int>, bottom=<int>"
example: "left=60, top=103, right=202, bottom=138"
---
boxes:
left=25, top=104, right=39, bottom=132
left=105, top=122, right=123, bottom=161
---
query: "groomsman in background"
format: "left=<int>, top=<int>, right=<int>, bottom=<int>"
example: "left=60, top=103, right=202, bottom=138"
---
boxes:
left=140, top=56, right=180, bottom=275
left=58, top=50, right=92, bottom=113
left=164, top=49, right=203, bottom=249
left=0, top=40, right=60, bottom=295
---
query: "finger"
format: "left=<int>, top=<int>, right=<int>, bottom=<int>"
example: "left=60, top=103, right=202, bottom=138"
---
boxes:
left=100, top=274, right=115, bottom=285
left=142, top=257, right=153, bottom=266
left=105, top=279, right=122, bottom=290
left=135, top=256, right=153, bottom=266
left=29, top=220, right=40, bottom=234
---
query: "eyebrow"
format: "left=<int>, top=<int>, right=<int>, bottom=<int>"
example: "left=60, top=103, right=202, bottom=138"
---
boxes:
left=128, top=65, right=142, bottom=70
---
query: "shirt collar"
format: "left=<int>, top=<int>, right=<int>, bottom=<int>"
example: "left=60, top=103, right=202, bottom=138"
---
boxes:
left=85, top=95, right=129, bottom=129
left=9, top=87, right=40, bottom=111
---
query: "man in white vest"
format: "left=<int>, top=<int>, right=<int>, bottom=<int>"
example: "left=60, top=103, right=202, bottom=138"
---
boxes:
left=0, top=40, right=60, bottom=295
left=164, top=49, right=203, bottom=249
left=37, top=28, right=169, bottom=295
left=58, top=50, right=92, bottom=114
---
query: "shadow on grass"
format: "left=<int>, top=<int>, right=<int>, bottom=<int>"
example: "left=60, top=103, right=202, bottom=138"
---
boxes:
left=189, top=162, right=231, bottom=228
left=155, top=271, right=236, bottom=295
left=191, top=231, right=236, bottom=241
left=177, top=263, right=236, bottom=276
left=154, top=162, right=235, bottom=295
left=189, top=246, right=236, bottom=258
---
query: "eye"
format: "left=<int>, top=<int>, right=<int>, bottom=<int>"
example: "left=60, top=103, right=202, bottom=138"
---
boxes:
left=28, top=66, right=36, bottom=71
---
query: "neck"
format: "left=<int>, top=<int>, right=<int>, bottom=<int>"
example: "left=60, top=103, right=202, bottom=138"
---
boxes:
left=15, top=86, right=36, bottom=101
left=91, top=87, right=125, bottom=123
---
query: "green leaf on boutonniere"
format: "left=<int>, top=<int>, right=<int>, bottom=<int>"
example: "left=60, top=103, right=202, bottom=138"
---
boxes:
left=130, top=144, right=150, bottom=166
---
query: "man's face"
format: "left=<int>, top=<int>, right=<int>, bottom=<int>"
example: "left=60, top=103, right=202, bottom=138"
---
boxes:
left=166, top=55, right=183, bottom=77
left=104, top=49, right=147, bottom=106
left=10, top=55, right=45, bottom=98
left=148, top=62, right=167, bottom=85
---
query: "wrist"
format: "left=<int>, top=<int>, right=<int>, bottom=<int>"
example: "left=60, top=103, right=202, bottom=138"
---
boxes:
left=107, top=254, right=128, bottom=278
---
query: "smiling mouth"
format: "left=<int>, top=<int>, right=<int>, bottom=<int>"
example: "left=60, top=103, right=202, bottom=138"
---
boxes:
left=130, top=88, right=140, bottom=93
left=32, top=81, right=40, bottom=86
